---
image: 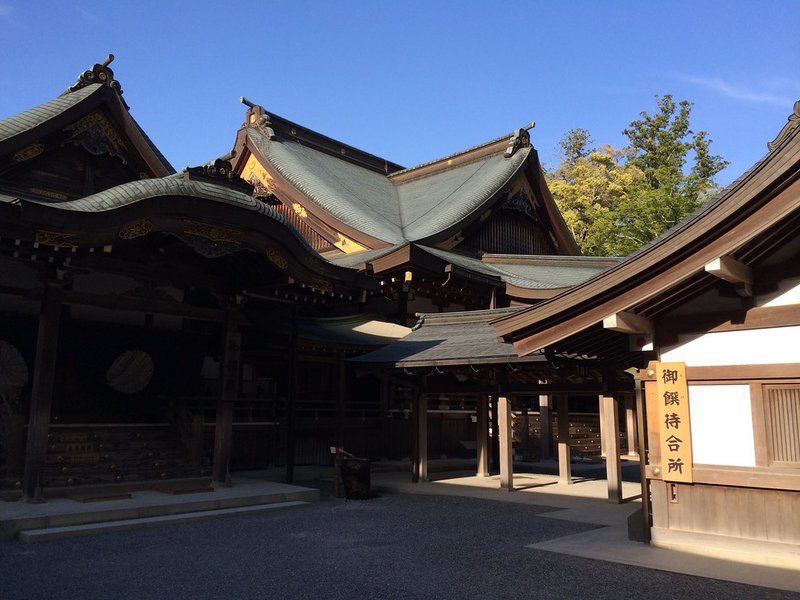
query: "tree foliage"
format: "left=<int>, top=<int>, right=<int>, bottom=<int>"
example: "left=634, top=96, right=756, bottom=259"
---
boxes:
left=548, top=95, right=729, bottom=256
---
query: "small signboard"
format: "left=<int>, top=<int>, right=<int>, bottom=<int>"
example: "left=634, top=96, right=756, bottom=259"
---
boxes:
left=655, top=362, right=693, bottom=483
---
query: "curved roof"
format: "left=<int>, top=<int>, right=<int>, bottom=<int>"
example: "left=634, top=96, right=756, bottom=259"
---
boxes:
left=243, top=119, right=535, bottom=246
left=492, top=101, right=800, bottom=357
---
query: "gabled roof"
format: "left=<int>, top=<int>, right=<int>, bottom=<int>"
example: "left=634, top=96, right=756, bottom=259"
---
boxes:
left=350, top=307, right=544, bottom=367
left=329, top=243, right=617, bottom=299
left=492, top=100, right=800, bottom=359
left=0, top=56, right=174, bottom=179
left=234, top=103, right=571, bottom=251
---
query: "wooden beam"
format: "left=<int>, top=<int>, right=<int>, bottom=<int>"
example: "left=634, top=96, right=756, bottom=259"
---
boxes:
left=557, top=395, right=571, bottom=484
left=705, top=255, right=753, bottom=296
left=418, top=393, right=428, bottom=482
left=498, top=396, right=513, bottom=491
left=62, top=290, right=227, bottom=322
left=22, top=283, right=63, bottom=502
left=601, top=394, right=623, bottom=503
left=476, top=395, right=490, bottom=477
left=212, top=311, right=240, bottom=488
left=539, top=395, right=552, bottom=460
left=602, top=311, right=654, bottom=335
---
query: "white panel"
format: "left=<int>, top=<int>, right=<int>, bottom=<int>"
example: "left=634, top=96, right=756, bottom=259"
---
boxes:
left=760, top=278, right=800, bottom=307
left=688, top=384, right=756, bottom=467
left=661, top=326, right=800, bottom=366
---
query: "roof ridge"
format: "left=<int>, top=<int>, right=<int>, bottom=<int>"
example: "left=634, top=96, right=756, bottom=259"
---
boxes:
left=388, top=125, right=534, bottom=180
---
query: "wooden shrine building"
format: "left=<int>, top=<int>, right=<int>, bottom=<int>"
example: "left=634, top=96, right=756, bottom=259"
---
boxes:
left=1, top=57, right=624, bottom=501
left=492, top=101, right=800, bottom=565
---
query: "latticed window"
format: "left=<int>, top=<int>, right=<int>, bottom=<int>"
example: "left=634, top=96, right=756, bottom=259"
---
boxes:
left=763, top=385, right=800, bottom=467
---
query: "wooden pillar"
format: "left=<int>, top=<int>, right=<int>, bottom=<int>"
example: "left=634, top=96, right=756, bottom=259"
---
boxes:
left=498, top=396, right=513, bottom=491
left=410, top=387, right=422, bottom=483
left=625, top=394, right=638, bottom=456
left=476, top=395, right=490, bottom=476
left=538, top=394, right=552, bottom=460
left=6, top=387, right=25, bottom=480
left=212, top=310, right=240, bottom=488
left=601, top=394, right=623, bottom=503
left=520, top=402, right=532, bottom=461
left=597, top=395, right=608, bottom=458
left=22, top=283, right=63, bottom=502
left=557, top=394, right=572, bottom=485
left=285, top=304, right=298, bottom=483
left=379, top=373, right=390, bottom=459
left=490, top=395, right=499, bottom=473
left=336, top=354, right=347, bottom=448
left=418, top=393, right=428, bottom=482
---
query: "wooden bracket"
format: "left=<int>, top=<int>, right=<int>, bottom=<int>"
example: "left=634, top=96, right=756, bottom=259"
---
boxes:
left=602, top=311, right=654, bottom=335
left=705, top=255, right=753, bottom=297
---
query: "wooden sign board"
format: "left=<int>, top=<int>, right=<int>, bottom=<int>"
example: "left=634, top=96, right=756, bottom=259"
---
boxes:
left=655, top=362, right=693, bottom=483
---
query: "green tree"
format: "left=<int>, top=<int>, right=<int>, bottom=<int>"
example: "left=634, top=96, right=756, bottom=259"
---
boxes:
left=548, top=95, right=728, bottom=256
left=548, top=139, right=642, bottom=256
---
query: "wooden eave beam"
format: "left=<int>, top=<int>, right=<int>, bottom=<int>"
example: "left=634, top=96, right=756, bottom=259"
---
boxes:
left=705, top=255, right=754, bottom=296
left=602, top=311, right=654, bottom=335
left=500, top=171, right=800, bottom=355
left=61, top=290, right=228, bottom=322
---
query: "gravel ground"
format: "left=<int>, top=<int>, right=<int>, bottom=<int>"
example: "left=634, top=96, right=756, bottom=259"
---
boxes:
left=0, top=487, right=796, bottom=600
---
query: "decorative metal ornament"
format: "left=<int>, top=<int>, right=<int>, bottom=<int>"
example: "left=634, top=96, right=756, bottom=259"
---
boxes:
left=265, top=247, right=289, bottom=270
left=35, top=230, right=79, bottom=248
left=106, top=350, right=154, bottom=394
left=118, top=218, right=153, bottom=240
left=13, top=144, right=45, bottom=162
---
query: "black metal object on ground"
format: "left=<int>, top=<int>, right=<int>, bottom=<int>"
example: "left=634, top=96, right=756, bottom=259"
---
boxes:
left=340, top=458, right=370, bottom=499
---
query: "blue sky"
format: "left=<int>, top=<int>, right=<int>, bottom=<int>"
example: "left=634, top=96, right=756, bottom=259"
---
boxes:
left=1, top=1, right=798, bottom=185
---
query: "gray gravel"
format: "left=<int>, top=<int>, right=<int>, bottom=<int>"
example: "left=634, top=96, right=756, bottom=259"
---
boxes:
left=0, top=489, right=796, bottom=599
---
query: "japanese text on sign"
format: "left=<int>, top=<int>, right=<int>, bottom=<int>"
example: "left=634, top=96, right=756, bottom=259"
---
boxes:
left=655, top=362, right=693, bottom=483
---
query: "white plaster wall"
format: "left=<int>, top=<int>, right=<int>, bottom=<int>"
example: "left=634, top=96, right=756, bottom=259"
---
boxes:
left=759, top=278, right=800, bottom=307
left=661, top=326, right=800, bottom=366
left=688, top=384, right=756, bottom=467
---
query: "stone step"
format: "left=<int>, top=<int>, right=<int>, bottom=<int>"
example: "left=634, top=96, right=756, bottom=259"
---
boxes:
left=18, top=501, right=311, bottom=542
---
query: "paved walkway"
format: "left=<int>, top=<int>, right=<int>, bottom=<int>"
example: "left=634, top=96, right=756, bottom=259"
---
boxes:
left=371, top=468, right=799, bottom=593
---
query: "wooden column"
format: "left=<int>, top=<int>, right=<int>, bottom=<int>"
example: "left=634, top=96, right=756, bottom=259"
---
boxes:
left=520, top=402, right=532, bottom=461
left=408, top=389, right=422, bottom=483
left=22, top=283, right=63, bottom=502
left=418, top=393, right=428, bottom=482
left=601, top=394, right=623, bottom=503
left=557, top=395, right=572, bottom=485
left=212, top=311, right=240, bottom=488
left=379, top=373, right=390, bottom=459
left=598, top=392, right=607, bottom=458
left=490, top=395, right=499, bottom=473
left=285, top=304, right=298, bottom=483
left=539, top=395, right=552, bottom=460
left=476, top=395, right=490, bottom=476
left=625, top=394, right=638, bottom=456
left=498, top=396, right=513, bottom=491
left=336, top=354, right=347, bottom=448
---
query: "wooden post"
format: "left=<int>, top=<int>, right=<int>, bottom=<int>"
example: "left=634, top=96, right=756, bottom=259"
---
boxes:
left=635, top=374, right=651, bottom=542
left=6, top=387, right=25, bottom=480
left=521, top=402, right=532, bottom=461
left=539, top=395, right=552, bottom=460
left=285, top=304, right=298, bottom=483
left=418, top=393, right=428, bottom=482
left=476, top=395, right=489, bottom=477
left=625, top=394, right=638, bottom=456
left=597, top=396, right=608, bottom=458
left=601, top=394, right=623, bottom=503
left=22, top=282, right=63, bottom=502
left=490, top=395, right=499, bottom=473
left=336, top=354, right=347, bottom=449
left=212, top=310, right=240, bottom=488
left=557, top=395, right=572, bottom=485
left=498, top=396, right=513, bottom=491
left=379, top=373, right=390, bottom=459
left=410, top=389, right=420, bottom=483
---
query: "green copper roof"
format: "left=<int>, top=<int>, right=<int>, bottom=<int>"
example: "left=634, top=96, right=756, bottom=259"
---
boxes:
left=248, top=128, right=530, bottom=245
